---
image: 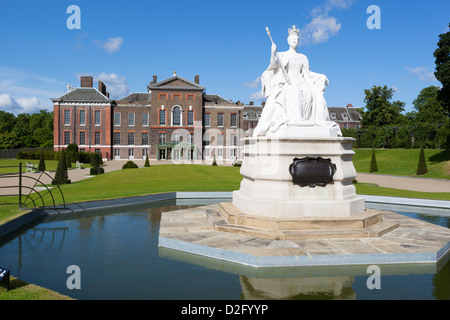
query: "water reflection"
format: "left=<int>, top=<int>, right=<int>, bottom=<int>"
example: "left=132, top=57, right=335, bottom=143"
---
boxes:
left=0, top=199, right=449, bottom=300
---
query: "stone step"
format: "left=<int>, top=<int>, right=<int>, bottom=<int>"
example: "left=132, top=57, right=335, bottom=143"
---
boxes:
left=208, top=209, right=399, bottom=240
left=218, top=202, right=384, bottom=231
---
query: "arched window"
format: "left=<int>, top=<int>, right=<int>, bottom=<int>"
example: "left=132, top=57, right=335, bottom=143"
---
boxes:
left=172, top=106, right=181, bottom=126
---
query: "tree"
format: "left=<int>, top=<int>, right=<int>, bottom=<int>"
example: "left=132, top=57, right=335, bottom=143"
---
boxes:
left=52, top=149, right=70, bottom=185
left=434, top=23, right=450, bottom=115
left=361, top=85, right=405, bottom=127
left=144, top=154, right=150, bottom=167
left=412, top=86, right=447, bottom=123
left=416, top=147, right=428, bottom=175
left=38, top=149, right=46, bottom=172
left=370, top=148, right=378, bottom=172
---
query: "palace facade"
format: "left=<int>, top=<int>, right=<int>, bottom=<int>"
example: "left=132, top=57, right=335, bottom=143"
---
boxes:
left=52, top=74, right=360, bottom=162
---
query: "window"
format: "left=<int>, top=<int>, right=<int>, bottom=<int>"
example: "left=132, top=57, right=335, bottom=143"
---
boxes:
left=231, top=113, right=237, bottom=127
left=94, top=132, right=101, bottom=145
left=172, top=106, right=181, bottom=126
left=217, top=113, right=224, bottom=127
left=79, top=131, right=86, bottom=145
left=113, top=132, right=121, bottom=145
left=343, top=123, right=349, bottom=129
left=64, top=110, right=71, bottom=126
left=331, top=113, right=337, bottom=120
left=128, top=113, right=135, bottom=126
left=142, top=132, right=149, bottom=145
left=143, top=149, right=148, bottom=157
left=142, top=113, right=149, bottom=126
left=342, top=113, right=348, bottom=120
left=159, top=133, right=166, bottom=144
left=243, top=112, right=248, bottom=119
left=188, top=133, right=194, bottom=144
left=79, top=110, right=86, bottom=126
left=172, top=132, right=180, bottom=142
left=159, top=110, right=166, bottom=125
left=114, top=112, right=121, bottom=126
left=94, top=110, right=101, bottom=126
left=187, top=110, right=194, bottom=126
left=64, top=131, right=70, bottom=145
left=231, top=134, right=237, bottom=146
left=204, top=133, right=210, bottom=146
left=217, top=134, right=223, bottom=146
left=203, top=113, right=210, bottom=127
left=257, top=112, right=261, bottom=118
left=128, top=132, right=135, bottom=145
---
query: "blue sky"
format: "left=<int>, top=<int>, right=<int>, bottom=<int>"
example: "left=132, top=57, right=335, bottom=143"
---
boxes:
left=0, top=0, right=448, bottom=115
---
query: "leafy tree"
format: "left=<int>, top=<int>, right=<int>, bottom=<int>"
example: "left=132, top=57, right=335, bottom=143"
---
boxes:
left=434, top=23, right=450, bottom=115
left=361, top=85, right=405, bottom=127
left=0, top=111, right=16, bottom=133
left=412, top=86, right=447, bottom=123
left=0, top=132, right=20, bottom=150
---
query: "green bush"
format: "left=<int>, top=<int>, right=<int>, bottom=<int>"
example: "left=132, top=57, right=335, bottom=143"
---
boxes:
left=122, top=161, right=139, bottom=169
left=89, top=153, right=104, bottom=175
left=144, top=154, right=150, bottom=167
left=212, top=156, right=218, bottom=166
left=370, top=148, right=378, bottom=172
left=52, top=149, right=71, bottom=185
left=416, top=147, right=428, bottom=175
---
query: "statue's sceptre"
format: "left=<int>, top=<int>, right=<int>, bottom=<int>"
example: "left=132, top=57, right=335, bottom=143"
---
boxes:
left=265, top=27, right=291, bottom=85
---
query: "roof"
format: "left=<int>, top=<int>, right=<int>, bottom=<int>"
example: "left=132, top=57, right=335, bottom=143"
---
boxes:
left=328, top=106, right=361, bottom=122
left=203, top=94, right=233, bottom=104
left=148, top=75, right=205, bottom=91
left=117, top=92, right=151, bottom=103
left=51, top=87, right=111, bottom=103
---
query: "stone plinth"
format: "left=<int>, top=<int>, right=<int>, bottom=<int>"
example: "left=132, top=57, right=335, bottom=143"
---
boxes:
left=232, top=136, right=365, bottom=219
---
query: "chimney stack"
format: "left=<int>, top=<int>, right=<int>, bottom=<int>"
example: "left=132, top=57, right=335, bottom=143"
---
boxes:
left=151, top=75, right=157, bottom=85
left=195, top=75, right=200, bottom=84
left=80, top=76, right=93, bottom=88
left=98, top=81, right=107, bottom=96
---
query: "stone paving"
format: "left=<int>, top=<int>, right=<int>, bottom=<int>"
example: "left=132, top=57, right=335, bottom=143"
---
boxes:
left=158, top=204, right=450, bottom=267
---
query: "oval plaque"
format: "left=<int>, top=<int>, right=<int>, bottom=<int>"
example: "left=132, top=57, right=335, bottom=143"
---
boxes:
left=289, top=157, right=336, bottom=188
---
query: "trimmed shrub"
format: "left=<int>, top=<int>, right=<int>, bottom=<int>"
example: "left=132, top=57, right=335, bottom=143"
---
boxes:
left=416, top=147, right=428, bottom=175
left=370, top=148, right=378, bottom=172
left=122, top=161, right=139, bottom=169
left=52, top=149, right=71, bottom=185
left=90, top=153, right=104, bottom=175
left=38, top=150, right=46, bottom=172
left=212, top=156, right=218, bottom=166
left=144, top=154, right=151, bottom=167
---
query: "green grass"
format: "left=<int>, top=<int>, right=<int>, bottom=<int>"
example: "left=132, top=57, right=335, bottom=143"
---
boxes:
left=0, top=276, right=73, bottom=300
left=0, top=159, right=91, bottom=174
left=353, top=148, right=450, bottom=179
left=355, top=183, right=450, bottom=201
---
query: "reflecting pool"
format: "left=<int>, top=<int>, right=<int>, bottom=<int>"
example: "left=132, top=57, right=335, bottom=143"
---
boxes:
left=0, top=198, right=449, bottom=300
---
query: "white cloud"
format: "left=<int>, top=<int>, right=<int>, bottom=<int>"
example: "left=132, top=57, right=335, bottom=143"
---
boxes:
left=249, top=91, right=265, bottom=101
left=300, top=0, right=353, bottom=45
left=96, top=72, right=129, bottom=98
left=0, top=93, right=42, bottom=114
left=406, top=67, right=437, bottom=82
left=301, top=15, right=341, bottom=44
left=100, top=36, right=124, bottom=54
left=244, top=76, right=261, bottom=89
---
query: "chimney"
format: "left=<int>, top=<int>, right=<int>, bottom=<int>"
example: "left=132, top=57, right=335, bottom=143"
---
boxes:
left=150, top=75, right=157, bottom=85
left=250, top=101, right=254, bottom=105
left=80, top=76, right=93, bottom=88
left=106, top=92, right=110, bottom=98
left=98, top=81, right=107, bottom=95
left=194, top=75, right=200, bottom=84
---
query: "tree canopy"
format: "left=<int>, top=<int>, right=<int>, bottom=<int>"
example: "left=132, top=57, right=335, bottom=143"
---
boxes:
left=360, top=85, right=405, bottom=127
left=434, top=23, right=450, bottom=115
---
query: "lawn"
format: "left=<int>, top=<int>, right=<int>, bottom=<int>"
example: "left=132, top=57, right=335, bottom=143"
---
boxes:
left=353, top=148, right=450, bottom=179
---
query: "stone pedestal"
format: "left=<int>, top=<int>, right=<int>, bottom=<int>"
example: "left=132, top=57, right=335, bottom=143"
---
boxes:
left=232, top=135, right=365, bottom=219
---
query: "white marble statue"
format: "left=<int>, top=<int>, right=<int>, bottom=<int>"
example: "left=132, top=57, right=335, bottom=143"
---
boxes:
left=253, top=25, right=342, bottom=137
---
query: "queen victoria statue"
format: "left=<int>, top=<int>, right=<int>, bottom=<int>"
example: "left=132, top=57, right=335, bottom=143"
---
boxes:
left=253, top=25, right=342, bottom=138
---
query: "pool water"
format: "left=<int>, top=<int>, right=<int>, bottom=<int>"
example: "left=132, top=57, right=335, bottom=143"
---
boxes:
left=0, top=199, right=449, bottom=300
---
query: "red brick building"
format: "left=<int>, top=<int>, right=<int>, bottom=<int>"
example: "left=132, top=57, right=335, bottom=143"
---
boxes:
left=52, top=75, right=361, bottom=162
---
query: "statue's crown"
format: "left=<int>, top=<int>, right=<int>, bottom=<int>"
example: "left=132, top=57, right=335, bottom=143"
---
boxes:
left=288, top=25, right=299, bottom=36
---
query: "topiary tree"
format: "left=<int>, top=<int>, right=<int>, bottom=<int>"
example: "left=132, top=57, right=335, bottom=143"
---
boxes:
left=38, top=149, right=46, bottom=172
left=52, top=149, right=71, bottom=185
left=90, top=153, right=104, bottom=175
left=144, top=154, right=151, bottom=167
left=416, top=147, right=428, bottom=175
left=370, top=147, right=378, bottom=172
left=212, top=155, right=218, bottom=166
left=122, top=161, right=139, bottom=169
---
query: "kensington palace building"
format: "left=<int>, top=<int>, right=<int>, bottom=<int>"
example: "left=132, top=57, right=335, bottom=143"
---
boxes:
left=52, top=74, right=360, bottom=162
